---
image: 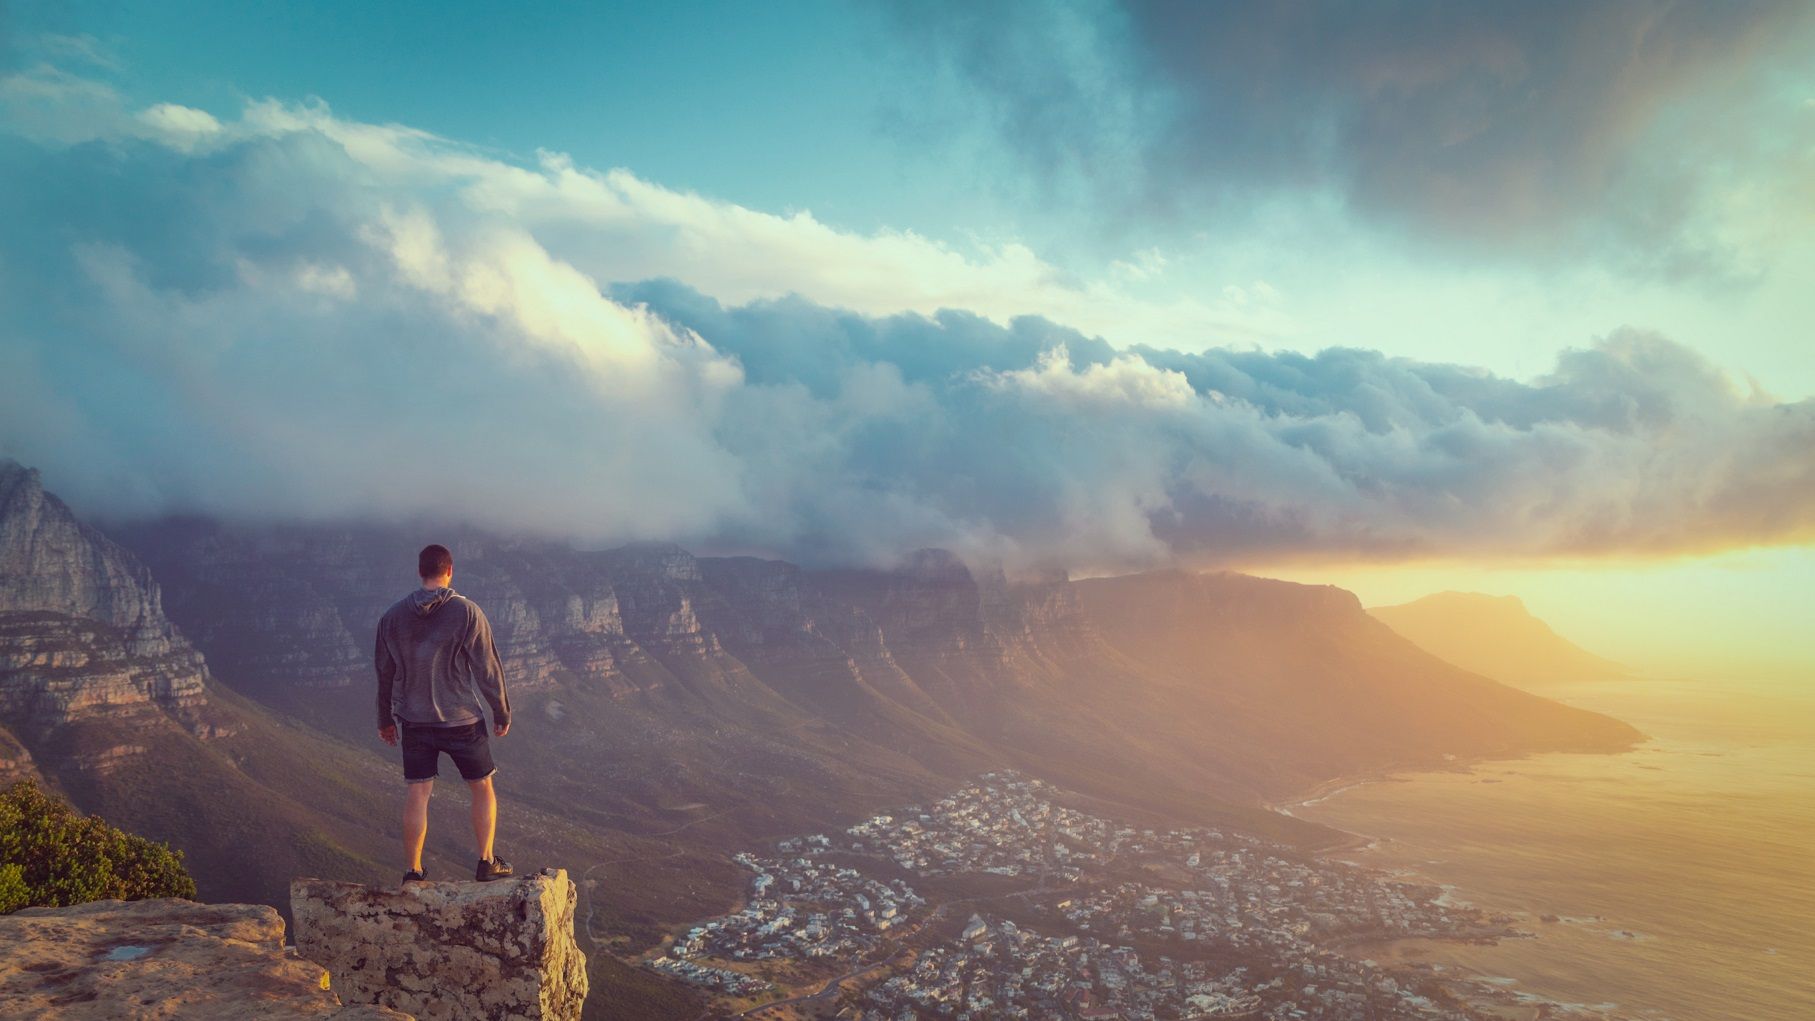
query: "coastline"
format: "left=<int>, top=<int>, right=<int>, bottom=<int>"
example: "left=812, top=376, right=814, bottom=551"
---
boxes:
left=1258, top=681, right=1798, bottom=1021
left=1277, top=674, right=1815, bottom=1021
left=1278, top=753, right=1638, bottom=1021
left=1274, top=773, right=1396, bottom=813
left=1268, top=754, right=1491, bottom=844
left=1267, top=722, right=1646, bottom=839
left=1336, top=934, right=1628, bottom=1021
left=1269, top=745, right=1563, bottom=816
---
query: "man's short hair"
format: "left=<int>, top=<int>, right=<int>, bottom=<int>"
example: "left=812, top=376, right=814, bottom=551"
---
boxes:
left=419, top=544, right=454, bottom=580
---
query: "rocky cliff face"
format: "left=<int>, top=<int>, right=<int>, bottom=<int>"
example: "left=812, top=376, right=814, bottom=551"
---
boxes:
left=291, top=870, right=587, bottom=1021
left=0, top=461, right=218, bottom=773
left=119, top=522, right=650, bottom=699
left=0, top=613, right=223, bottom=770
left=0, top=897, right=410, bottom=1020
left=0, top=725, right=34, bottom=785
left=0, top=461, right=184, bottom=652
left=122, top=522, right=1101, bottom=735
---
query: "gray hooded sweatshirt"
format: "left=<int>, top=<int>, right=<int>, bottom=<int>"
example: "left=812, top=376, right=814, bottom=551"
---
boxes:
left=375, top=586, right=510, bottom=730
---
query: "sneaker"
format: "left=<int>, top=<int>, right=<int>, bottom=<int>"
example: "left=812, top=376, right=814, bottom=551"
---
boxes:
left=475, top=856, right=513, bottom=882
left=403, top=868, right=427, bottom=885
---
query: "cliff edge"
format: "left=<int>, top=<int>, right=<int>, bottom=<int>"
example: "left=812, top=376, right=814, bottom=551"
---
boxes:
left=292, top=869, right=588, bottom=1021
left=0, top=897, right=408, bottom=1019
left=0, top=870, right=587, bottom=1020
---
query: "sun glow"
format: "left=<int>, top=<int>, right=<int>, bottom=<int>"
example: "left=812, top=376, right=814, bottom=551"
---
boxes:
left=1250, top=546, right=1815, bottom=680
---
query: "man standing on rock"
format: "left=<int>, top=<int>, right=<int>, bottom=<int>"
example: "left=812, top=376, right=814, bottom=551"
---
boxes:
left=375, top=543, right=514, bottom=884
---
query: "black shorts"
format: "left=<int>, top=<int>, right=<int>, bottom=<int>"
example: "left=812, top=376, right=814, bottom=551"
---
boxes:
left=400, top=720, right=495, bottom=783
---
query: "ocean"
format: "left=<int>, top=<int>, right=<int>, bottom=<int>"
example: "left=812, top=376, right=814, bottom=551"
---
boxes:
left=1290, top=676, right=1815, bottom=1021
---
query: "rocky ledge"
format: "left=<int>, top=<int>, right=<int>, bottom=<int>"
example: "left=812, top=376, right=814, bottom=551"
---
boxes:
left=291, top=869, right=587, bottom=1021
left=0, top=897, right=408, bottom=1019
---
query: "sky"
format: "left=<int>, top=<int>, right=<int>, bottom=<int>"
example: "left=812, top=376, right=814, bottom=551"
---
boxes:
left=0, top=1, right=1811, bottom=673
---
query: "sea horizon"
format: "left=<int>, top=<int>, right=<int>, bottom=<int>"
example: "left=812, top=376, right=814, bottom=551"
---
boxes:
left=1293, top=674, right=1815, bottom=1021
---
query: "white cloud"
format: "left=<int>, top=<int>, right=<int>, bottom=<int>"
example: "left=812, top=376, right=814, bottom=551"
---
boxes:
left=0, top=64, right=125, bottom=144
left=0, top=74, right=1810, bottom=570
left=136, top=102, right=222, bottom=148
left=0, top=69, right=1291, bottom=349
left=182, top=92, right=1278, bottom=350
left=291, top=262, right=357, bottom=300
left=987, top=346, right=1196, bottom=410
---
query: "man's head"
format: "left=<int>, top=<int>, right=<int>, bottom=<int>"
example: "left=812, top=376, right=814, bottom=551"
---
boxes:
left=418, top=544, right=454, bottom=587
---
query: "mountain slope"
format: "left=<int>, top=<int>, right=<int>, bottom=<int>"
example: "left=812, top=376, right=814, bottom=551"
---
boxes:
left=1073, top=572, right=1642, bottom=796
left=1369, top=591, right=1628, bottom=688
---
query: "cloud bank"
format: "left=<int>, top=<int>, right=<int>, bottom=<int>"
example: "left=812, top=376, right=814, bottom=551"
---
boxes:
left=1, top=74, right=1811, bottom=570
left=899, top=0, right=1815, bottom=279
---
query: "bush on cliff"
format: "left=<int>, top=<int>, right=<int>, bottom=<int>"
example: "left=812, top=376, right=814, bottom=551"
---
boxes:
left=0, top=780, right=195, bottom=913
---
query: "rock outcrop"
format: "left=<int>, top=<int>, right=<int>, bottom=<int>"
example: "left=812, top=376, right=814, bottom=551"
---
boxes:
left=0, top=725, right=36, bottom=785
left=0, top=460, right=220, bottom=774
left=291, top=869, right=588, bottom=1021
left=0, top=461, right=186, bottom=650
left=0, top=897, right=410, bottom=1020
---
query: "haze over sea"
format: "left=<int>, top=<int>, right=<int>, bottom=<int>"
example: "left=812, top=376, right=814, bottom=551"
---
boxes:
left=1293, top=676, right=1815, bottom=1021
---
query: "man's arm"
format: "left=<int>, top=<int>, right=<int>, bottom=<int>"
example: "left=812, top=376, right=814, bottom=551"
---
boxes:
left=465, top=605, right=511, bottom=735
left=375, top=620, right=398, bottom=745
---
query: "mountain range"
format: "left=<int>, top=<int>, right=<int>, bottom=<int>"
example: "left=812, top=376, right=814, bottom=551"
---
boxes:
left=1370, top=591, right=1630, bottom=689
left=0, top=457, right=1642, bottom=1015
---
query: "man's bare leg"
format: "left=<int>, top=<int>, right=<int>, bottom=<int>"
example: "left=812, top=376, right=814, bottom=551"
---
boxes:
left=468, top=775, right=496, bottom=862
left=404, top=780, right=433, bottom=872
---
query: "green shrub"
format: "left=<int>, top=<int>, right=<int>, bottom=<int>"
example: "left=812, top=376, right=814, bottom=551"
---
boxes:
left=0, top=780, right=196, bottom=913
left=0, top=863, right=27, bottom=914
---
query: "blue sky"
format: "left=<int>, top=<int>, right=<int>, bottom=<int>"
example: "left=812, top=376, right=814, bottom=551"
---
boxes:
left=7, top=3, right=957, bottom=232
left=1, top=2, right=1812, bottom=669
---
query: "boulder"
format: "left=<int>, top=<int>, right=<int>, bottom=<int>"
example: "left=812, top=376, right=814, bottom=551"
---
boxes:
left=0, top=897, right=411, bottom=1019
left=290, top=869, right=587, bottom=1021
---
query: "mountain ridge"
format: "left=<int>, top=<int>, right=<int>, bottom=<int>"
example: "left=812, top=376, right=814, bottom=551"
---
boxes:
left=1369, top=590, right=1629, bottom=689
left=113, top=508, right=1641, bottom=805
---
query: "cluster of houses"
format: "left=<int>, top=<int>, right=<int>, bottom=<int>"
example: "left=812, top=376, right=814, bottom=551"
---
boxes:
left=856, top=915, right=1265, bottom=1020
left=1058, top=845, right=1510, bottom=951
left=654, top=848, right=924, bottom=980
left=652, top=772, right=1582, bottom=1020
left=643, top=955, right=767, bottom=996
left=843, top=772, right=1109, bottom=880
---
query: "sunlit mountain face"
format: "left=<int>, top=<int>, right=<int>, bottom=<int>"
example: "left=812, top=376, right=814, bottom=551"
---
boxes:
left=1, top=3, right=1811, bottom=1020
